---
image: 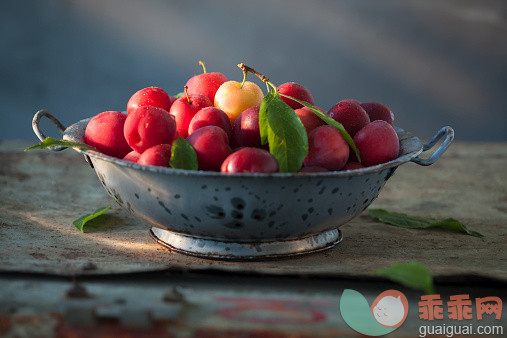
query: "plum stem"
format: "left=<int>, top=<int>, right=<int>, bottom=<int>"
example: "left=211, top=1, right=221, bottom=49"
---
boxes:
left=237, top=63, right=277, bottom=94
left=199, top=60, right=207, bottom=74
left=240, top=68, right=247, bottom=89
left=238, top=63, right=268, bottom=83
left=184, top=85, right=191, bottom=104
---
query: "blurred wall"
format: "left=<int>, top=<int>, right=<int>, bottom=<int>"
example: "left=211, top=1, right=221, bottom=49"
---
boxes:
left=1, top=0, right=506, bottom=142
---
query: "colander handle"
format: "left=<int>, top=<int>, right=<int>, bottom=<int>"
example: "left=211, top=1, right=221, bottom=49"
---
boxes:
left=411, top=126, right=454, bottom=166
left=32, top=110, right=68, bottom=151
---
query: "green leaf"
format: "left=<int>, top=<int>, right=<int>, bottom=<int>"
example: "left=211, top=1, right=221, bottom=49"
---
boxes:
left=169, top=137, right=198, bottom=170
left=430, top=218, right=485, bottom=238
left=173, top=92, right=184, bottom=98
left=368, top=209, right=434, bottom=228
left=368, top=209, right=484, bottom=238
left=72, top=207, right=112, bottom=233
left=259, top=93, right=308, bottom=172
left=25, top=137, right=95, bottom=152
left=279, top=93, right=361, bottom=162
left=374, top=262, right=435, bottom=294
left=258, top=92, right=274, bottom=146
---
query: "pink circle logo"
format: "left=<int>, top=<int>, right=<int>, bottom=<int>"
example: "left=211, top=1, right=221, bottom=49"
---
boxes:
left=371, top=290, right=409, bottom=328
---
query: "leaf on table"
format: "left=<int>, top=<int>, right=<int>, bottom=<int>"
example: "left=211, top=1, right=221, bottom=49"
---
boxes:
left=258, top=93, right=308, bottom=172
left=169, top=137, right=198, bottom=170
left=430, top=218, right=485, bottom=238
left=279, top=93, right=360, bottom=162
left=72, top=206, right=112, bottom=233
left=368, top=209, right=484, bottom=238
left=374, top=262, right=435, bottom=294
left=25, top=137, right=95, bottom=152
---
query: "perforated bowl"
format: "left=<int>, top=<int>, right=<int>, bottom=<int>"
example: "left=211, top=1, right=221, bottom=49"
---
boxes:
left=32, top=110, right=454, bottom=260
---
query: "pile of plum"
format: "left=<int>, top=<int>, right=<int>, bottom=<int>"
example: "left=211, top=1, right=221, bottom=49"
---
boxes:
left=84, top=65, right=399, bottom=174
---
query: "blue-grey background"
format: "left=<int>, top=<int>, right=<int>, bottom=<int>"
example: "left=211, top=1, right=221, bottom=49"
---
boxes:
left=1, top=0, right=506, bottom=142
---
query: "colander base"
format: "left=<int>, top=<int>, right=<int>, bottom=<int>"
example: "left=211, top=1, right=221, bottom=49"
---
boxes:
left=150, top=227, right=342, bottom=260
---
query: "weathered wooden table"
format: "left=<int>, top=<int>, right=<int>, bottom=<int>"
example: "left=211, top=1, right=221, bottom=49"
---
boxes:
left=1, top=141, right=506, bottom=336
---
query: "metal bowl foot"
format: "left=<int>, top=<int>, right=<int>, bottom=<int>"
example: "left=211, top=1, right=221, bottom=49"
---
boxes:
left=150, top=227, right=343, bottom=260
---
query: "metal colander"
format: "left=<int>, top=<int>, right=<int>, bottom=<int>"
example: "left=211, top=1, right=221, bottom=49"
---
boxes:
left=32, top=110, right=454, bottom=260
